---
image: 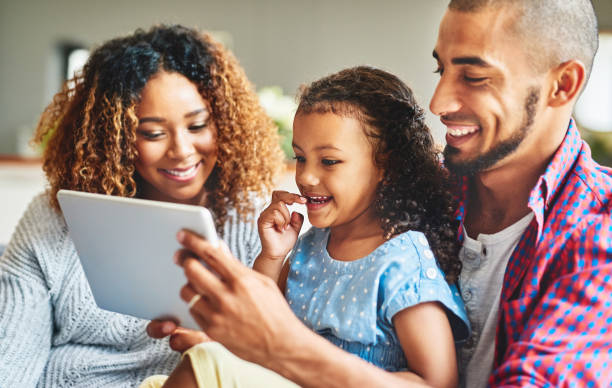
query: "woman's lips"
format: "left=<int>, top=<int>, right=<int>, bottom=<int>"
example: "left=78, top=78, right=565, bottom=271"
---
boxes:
left=159, top=161, right=202, bottom=181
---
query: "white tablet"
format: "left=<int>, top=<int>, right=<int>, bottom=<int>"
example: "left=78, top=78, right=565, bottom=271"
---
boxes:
left=57, top=189, right=218, bottom=329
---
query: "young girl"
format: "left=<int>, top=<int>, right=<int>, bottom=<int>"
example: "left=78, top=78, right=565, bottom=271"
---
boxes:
left=147, top=66, right=469, bottom=388
left=255, top=66, right=469, bottom=387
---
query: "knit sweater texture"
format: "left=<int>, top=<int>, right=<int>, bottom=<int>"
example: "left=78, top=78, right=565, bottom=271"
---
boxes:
left=0, top=193, right=261, bottom=387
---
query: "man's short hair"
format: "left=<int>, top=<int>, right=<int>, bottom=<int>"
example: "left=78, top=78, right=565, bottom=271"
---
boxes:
left=448, top=0, right=599, bottom=80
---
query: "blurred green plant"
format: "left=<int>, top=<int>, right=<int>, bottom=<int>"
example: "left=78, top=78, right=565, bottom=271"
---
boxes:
left=580, top=127, right=612, bottom=167
left=258, top=86, right=297, bottom=160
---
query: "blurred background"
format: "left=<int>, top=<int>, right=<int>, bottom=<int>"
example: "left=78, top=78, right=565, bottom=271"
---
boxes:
left=1, top=0, right=611, bottom=243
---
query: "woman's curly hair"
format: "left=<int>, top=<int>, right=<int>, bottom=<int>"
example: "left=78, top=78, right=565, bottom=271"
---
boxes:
left=33, top=24, right=284, bottom=232
left=296, top=66, right=461, bottom=282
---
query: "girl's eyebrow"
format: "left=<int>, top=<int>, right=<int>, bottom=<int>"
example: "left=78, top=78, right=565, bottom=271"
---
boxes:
left=292, top=143, right=342, bottom=152
left=138, top=108, right=208, bottom=124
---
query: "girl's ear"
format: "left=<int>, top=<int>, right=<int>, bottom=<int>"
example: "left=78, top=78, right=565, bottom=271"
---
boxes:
left=546, top=59, right=586, bottom=108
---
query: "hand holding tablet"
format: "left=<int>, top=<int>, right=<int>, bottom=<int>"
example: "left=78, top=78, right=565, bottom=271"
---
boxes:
left=57, top=189, right=219, bottom=329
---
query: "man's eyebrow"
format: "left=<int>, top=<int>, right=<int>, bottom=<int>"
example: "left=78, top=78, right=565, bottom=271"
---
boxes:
left=432, top=50, right=491, bottom=68
left=451, top=56, right=491, bottom=67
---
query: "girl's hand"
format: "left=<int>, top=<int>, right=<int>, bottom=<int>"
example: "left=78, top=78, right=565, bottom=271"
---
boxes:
left=257, top=191, right=306, bottom=261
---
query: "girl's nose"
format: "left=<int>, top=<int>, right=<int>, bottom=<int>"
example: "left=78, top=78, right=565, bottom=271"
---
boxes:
left=296, top=164, right=319, bottom=187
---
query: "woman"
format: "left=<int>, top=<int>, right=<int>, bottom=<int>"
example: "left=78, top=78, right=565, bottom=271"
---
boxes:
left=0, top=25, right=283, bottom=387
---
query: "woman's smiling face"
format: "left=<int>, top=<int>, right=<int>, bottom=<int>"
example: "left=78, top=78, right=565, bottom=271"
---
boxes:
left=292, top=111, right=383, bottom=232
left=134, top=71, right=218, bottom=205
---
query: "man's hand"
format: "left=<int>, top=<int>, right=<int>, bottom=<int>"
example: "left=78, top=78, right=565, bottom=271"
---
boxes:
left=174, top=229, right=307, bottom=366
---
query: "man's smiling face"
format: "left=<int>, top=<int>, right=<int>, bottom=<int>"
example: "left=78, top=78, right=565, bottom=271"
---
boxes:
left=430, top=7, right=545, bottom=176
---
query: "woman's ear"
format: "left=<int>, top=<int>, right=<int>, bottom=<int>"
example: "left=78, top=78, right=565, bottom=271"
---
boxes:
left=547, top=59, right=586, bottom=107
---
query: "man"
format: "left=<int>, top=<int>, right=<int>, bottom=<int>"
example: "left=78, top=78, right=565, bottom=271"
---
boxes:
left=430, top=1, right=610, bottom=386
left=149, top=0, right=612, bottom=386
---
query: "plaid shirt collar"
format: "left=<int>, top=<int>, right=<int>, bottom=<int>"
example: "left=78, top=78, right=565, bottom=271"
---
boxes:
left=454, top=118, right=580, bottom=243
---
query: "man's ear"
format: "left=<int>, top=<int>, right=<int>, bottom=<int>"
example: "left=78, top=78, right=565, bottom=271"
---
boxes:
left=547, top=60, right=586, bottom=107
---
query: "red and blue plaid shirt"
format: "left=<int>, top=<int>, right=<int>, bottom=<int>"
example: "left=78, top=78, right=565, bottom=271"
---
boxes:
left=453, top=120, right=612, bottom=387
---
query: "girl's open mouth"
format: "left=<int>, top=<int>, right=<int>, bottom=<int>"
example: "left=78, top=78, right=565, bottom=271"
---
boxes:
left=305, top=195, right=332, bottom=210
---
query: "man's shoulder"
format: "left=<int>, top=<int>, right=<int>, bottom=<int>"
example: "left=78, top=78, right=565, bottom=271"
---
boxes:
left=538, top=147, right=611, bottom=271
left=556, top=146, right=612, bottom=214
left=571, top=149, right=612, bottom=208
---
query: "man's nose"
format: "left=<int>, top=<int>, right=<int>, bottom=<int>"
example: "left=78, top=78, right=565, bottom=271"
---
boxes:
left=430, top=75, right=462, bottom=117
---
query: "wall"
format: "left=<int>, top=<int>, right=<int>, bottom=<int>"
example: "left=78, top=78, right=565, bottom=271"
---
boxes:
left=1, top=1, right=610, bottom=155
left=596, top=0, right=612, bottom=30
left=0, top=0, right=447, bottom=154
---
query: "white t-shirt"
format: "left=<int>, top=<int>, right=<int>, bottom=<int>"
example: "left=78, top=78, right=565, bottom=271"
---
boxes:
left=458, top=212, right=534, bottom=388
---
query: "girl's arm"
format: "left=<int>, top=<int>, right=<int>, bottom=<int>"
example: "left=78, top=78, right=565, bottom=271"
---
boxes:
left=253, top=190, right=305, bottom=283
left=392, top=302, right=458, bottom=388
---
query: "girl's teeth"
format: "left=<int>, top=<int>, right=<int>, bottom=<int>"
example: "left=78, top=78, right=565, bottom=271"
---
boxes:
left=308, top=196, right=330, bottom=204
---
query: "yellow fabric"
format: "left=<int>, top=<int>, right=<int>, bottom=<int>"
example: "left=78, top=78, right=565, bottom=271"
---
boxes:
left=138, top=374, right=168, bottom=388
left=187, top=342, right=299, bottom=388
left=139, top=342, right=299, bottom=388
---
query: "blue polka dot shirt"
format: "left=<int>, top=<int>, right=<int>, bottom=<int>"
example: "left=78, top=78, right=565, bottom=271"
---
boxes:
left=285, top=227, right=470, bottom=372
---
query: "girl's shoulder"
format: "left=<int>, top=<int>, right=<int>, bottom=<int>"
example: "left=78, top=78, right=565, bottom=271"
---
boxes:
left=384, top=230, right=431, bottom=253
left=370, top=230, right=435, bottom=267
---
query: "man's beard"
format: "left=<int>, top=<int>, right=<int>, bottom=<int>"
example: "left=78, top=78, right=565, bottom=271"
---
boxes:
left=444, top=87, right=540, bottom=176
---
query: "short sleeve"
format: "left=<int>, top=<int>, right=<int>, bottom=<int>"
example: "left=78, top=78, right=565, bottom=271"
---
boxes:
left=381, top=231, right=470, bottom=342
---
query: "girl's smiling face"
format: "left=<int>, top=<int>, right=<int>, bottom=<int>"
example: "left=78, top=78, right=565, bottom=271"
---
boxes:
left=292, top=112, right=383, bottom=233
left=134, top=71, right=218, bottom=205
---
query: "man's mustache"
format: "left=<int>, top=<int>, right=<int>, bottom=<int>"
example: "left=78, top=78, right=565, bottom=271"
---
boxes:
left=441, top=113, right=481, bottom=126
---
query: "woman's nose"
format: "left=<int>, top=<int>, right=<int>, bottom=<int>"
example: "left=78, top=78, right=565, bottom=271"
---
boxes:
left=168, top=130, right=194, bottom=159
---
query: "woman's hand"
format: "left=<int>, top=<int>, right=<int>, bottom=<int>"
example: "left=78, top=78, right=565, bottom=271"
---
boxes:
left=174, top=229, right=308, bottom=366
left=257, top=190, right=306, bottom=261
left=146, top=319, right=211, bottom=353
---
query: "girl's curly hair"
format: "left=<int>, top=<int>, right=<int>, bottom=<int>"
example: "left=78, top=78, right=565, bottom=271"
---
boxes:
left=32, top=24, right=284, bottom=232
left=296, top=66, right=461, bottom=282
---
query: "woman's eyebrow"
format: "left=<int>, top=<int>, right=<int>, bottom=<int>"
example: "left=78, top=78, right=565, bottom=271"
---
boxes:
left=185, top=108, right=207, bottom=118
left=138, top=117, right=164, bottom=124
left=138, top=108, right=208, bottom=124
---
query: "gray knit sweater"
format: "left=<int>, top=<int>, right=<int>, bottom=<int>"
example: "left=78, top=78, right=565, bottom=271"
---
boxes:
left=0, top=193, right=261, bottom=387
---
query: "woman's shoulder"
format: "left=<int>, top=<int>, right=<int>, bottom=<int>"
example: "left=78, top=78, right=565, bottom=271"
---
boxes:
left=17, top=191, right=66, bottom=234
left=2, top=191, right=74, bottom=287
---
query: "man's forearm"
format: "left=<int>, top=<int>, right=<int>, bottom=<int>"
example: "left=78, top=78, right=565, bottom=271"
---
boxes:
left=264, top=326, right=429, bottom=388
